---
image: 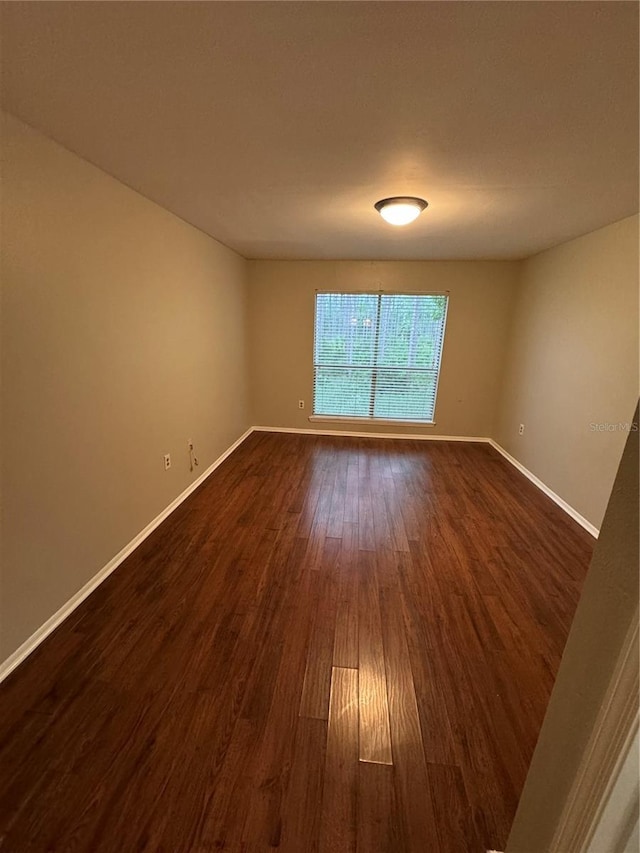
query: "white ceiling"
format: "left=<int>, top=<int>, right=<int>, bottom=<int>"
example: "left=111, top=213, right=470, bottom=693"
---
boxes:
left=1, top=1, right=638, bottom=260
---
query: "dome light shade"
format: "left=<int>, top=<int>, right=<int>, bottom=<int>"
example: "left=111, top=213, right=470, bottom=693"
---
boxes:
left=375, top=196, right=428, bottom=226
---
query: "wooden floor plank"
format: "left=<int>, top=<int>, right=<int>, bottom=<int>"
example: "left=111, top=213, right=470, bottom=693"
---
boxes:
left=428, top=762, right=481, bottom=853
left=299, top=538, right=340, bottom=720
left=357, top=761, right=405, bottom=853
left=0, top=431, right=593, bottom=852
left=279, top=716, right=327, bottom=853
left=358, top=551, right=393, bottom=766
left=378, top=561, right=440, bottom=851
left=333, top=523, right=359, bottom=669
left=318, top=667, right=358, bottom=853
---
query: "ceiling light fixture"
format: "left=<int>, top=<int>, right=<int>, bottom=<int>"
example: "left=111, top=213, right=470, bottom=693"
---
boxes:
left=374, top=196, right=428, bottom=226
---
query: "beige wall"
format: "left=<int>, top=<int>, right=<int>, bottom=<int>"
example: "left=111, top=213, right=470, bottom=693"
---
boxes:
left=496, top=215, right=639, bottom=529
left=507, top=407, right=638, bottom=853
left=0, top=114, right=250, bottom=661
left=247, top=260, right=520, bottom=437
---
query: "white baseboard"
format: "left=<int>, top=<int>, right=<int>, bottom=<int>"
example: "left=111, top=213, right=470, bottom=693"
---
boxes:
left=488, top=439, right=599, bottom=538
left=252, top=425, right=492, bottom=442
left=0, top=427, right=254, bottom=684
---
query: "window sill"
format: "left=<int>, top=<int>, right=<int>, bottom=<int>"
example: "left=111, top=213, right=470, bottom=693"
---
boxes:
left=309, top=415, right=436, bottom=427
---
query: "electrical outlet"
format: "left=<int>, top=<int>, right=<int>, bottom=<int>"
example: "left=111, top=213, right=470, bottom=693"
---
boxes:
left=298, top=400, right=305, bottom=409
left=164, top=453, right=171, bottom=470
left=519, top=424, right=525, bottom=436
left=187, top=439, right=199, bottom=471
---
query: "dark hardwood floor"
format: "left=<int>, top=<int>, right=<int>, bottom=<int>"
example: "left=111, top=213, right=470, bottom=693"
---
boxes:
left=0, top=431, right=594, bottom=852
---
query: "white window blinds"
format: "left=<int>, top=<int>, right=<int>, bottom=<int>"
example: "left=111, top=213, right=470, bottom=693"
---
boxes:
left=313, top=292, right=448, bottom=423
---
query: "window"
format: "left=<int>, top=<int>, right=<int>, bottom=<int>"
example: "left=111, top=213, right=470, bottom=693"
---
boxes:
left=313, top=292, right=448, bottom=423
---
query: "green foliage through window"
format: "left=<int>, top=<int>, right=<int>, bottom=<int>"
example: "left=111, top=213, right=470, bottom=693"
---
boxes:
left=313, top=292, right=448, bottom=422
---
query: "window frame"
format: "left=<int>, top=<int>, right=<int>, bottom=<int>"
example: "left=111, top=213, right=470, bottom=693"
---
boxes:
left=310, top=289, right=449, bottom=426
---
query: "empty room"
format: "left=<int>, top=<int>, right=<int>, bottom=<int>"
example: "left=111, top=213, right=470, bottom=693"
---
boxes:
left=0, top=2, right=638, bottom=852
